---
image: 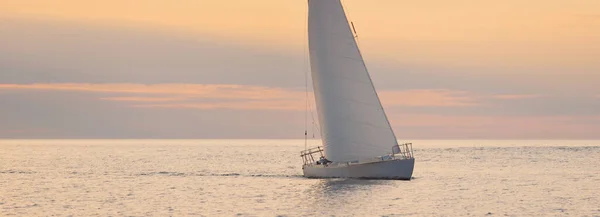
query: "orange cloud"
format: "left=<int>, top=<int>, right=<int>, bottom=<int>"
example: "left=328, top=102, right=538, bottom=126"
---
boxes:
left=0, top=83, right=301, bottom=100
left=379, top=89, right=479, bottom=107
left=100, top=97, right=187, bottom=102
left=0, top=83, right=488, bottom=110
left=0, top=83, right=306, bottom=110
left=132, top=100, right=304, bottom=111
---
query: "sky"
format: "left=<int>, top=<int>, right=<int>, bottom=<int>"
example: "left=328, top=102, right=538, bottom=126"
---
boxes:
left=1, top=0, right=599, bottom=139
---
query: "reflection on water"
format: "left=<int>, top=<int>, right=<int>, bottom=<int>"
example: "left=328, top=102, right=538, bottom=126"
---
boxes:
left=315, top=179, right=392, bottom=196
left=303, top=179, right=398, bottom=214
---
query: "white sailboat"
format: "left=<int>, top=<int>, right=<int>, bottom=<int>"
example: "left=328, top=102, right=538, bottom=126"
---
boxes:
left=301, top=0, right=415, bottom=180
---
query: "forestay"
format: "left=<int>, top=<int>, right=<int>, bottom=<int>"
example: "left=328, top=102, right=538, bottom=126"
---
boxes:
left=308, top=0, right=398, bottom=162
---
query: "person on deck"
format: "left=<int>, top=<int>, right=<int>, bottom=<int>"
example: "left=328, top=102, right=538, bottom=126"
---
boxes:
left=319, top=156, right=331, bottom=165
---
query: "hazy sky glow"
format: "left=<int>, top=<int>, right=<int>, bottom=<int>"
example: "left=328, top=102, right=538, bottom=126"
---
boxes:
left=1, top=0, right=599, bottom=139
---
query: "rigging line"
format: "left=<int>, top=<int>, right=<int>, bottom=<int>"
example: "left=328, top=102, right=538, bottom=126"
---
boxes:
left=303, top=0, right=309, bottom=151
left=307, top=96, right=321, bottom=137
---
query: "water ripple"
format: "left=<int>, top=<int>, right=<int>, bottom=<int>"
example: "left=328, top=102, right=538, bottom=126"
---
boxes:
left=0, top=170, right=36, bottom=174
left=135, top=171, right=304, bottom=178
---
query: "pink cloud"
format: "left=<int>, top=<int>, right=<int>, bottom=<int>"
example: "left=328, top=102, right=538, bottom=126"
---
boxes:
left=491, top=94, right=541, bottom=99
left=389, top=113, right=574, bottom=128
left=388, top=113, right=600, bottom=139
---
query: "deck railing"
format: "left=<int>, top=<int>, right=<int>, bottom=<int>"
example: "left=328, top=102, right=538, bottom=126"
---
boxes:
left=301, top=143, right=414, bottom=166
left=392, top=143, right=414, bottom=160
left=300, top=146, right=324, bottom=165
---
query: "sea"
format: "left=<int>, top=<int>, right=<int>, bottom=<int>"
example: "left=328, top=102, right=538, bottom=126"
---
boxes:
left=1, top=139, right=599, bottom=216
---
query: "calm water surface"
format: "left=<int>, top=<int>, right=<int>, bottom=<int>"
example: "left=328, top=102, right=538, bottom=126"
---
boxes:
left=1, top=140, right=599, bottom=216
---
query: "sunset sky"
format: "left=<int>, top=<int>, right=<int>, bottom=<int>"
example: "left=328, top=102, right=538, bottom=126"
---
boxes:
left=1, top=0, right=599, bottom=139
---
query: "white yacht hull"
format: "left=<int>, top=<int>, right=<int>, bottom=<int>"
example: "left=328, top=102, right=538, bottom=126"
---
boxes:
left=302, top=158, right=415, bottom=180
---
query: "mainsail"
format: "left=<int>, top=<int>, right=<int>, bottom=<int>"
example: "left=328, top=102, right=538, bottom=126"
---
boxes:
left=308, top=0, right=398, bottom=162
